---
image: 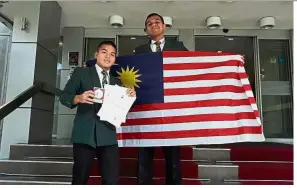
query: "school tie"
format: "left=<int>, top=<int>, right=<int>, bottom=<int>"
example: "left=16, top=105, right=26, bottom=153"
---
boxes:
left=155, top=41, right=161, bottom=52
left=101, top=70, right=108, bottom=88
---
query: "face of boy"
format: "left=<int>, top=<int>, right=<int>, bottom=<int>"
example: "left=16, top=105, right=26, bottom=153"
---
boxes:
left=95, top=44, right=116, bottom=71
left=145, top=15, right=166, bottom=37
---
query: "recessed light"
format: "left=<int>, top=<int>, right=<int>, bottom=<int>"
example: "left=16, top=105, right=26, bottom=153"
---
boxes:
left=130, top=37, right=136, bottom=40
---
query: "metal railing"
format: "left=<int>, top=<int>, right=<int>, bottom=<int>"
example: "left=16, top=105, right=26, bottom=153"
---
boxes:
left=0, top=82, right=62, bottom=120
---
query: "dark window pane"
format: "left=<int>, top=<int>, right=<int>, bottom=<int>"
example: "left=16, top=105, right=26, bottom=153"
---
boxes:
left=84, top=38, right=115, bottom=61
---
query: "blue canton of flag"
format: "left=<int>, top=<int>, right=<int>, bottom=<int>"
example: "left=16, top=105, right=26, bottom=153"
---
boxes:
left=110, top=52, right=164, bottom=105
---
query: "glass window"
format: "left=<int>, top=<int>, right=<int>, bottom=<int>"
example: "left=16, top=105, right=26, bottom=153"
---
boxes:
left=259, top=40, right=293, bottom=138
left=195, top=36, right=255, bottom=95
left=84, top=38, right=115, bottom=61
left=0, top=22, right=11, bottom=145
left=0, top=22, right=10, bottom=34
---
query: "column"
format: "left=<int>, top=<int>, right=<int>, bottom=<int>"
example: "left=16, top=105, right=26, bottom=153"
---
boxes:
left=0, top=1, right=61, bottom=159
left=56, top=27, right=84, bottom=140
left=178, top=29, right=195, bottom=51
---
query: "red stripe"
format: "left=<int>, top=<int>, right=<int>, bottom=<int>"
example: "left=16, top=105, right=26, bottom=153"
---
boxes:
left=163, top=60, right=242, bottom=70
left=122, top=112, right=257, bottom=126
left=164, top=72, right=240, bottom=82
left=239, top=73, right=248, bottom=79
left=243, top=84, right=253, bottom=92
left=130, top=99, right=252, bottom=112
left=248, top=97, right=256, bottom=104
left=117, top=126, right=262, bottom=140
left=163, top=51, right=240, bottom=57
left=164, top=85, right=246, bottom=96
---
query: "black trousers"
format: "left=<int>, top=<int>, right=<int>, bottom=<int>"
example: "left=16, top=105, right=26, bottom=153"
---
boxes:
left=71, top=143, right=119, bottom=185
left=137, top=146, right=181, bottom=185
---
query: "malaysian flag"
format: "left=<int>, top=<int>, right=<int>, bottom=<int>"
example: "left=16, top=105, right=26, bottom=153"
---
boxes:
left=110, top=51, right=265, bottom=147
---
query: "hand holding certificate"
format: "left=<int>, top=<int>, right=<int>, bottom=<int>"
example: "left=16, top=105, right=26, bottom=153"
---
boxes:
left=97, top=85, right=136, bottom=127
left=93, top=87, right=105, bottom=103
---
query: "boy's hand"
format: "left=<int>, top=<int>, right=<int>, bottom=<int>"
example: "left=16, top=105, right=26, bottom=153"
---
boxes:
left=127, top=88, right=136, bottom=97
left=74, top=90, right=95, bottom=104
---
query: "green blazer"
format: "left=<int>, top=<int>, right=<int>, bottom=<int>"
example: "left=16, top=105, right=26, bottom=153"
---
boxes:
left=60, top=66, right=122, bottom=148
left=134, top=38, right=188, bottom=54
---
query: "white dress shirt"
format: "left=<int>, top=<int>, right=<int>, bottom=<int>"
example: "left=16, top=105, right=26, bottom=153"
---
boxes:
left=95, top=64, right=109, bottom=86
left=150, top=38, right=165, bottom=52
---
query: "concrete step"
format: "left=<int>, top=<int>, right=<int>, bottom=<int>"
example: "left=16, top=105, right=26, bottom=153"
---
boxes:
left=0, top=160, right=72, bottom=175
left=0, top=173, right=71, bottom=183
left=10, top=144, right=232, bottom=162
left=193, top=148, right=230, bottom=163
left=0, top=180, right=70, bottom=185
left=0, top=174, right=211, bottom=185
left=9, top=144, right=73, bottom=160
left=0, top=159, right=238, bottom=181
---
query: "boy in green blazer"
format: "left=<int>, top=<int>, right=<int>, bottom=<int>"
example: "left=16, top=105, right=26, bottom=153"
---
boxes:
left=60, top=41, right=135, bottom=185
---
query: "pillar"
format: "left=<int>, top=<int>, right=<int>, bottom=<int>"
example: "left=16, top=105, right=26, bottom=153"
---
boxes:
left=0, top=1, right=61, bottom=159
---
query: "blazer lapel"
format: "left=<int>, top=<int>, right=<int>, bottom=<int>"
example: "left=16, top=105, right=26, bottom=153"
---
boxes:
left=90, top=66, right=102, bottom=88
left=145, top=43, right=152, bottom=53
left=109, top=75, right=116, bottom=85
left=90, top=66, right=102, bottom=112
left=162, top=38, right=171, bottom=51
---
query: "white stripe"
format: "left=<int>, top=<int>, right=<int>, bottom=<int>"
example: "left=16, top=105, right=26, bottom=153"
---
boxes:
left=246, top=91, right=254, bottom=97
left=241, top=78, right=250, bottom=85
left=164, top=79, right=242, bottom=89
left=238, top=66, right=246, bottom=73
left=127, top=105, right=253, bottom=119
left=163, top=55, right=244, bottom=64
left=164, top=92, right=248, bottom=103
left=251, top=104, right=259, bottom=110
left=117, top=134, right=265, bottom=147
left=116, top=119, right=261, bottom=133
left=164, top=66, right=239, bottom=77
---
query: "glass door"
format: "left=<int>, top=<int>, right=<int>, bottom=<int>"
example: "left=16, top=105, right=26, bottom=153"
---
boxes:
left=258, top=39, right=293, bottom=138
left=0, top=22, right=11, bottom=146
left=195, top=36, right=256, bottom=95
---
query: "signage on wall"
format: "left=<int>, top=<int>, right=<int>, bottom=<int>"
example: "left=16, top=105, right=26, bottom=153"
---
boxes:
left=68, top=52, right=79, bottom=66
left=68, top=52, right=79, bottom=80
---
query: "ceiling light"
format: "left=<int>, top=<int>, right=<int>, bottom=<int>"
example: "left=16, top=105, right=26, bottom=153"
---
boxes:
left=163, top=16, right=173, bottom=28
left=109, top=15, right=124, bottom=28
left=259, top=16, right=275, bottom=29
left=206, top=16, right=222, bottom=29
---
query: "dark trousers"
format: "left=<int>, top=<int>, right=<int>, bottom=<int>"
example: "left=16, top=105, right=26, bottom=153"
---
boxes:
left=137, top=146, right=181, bottom=185
left=71, top=143, right=119, bottom=185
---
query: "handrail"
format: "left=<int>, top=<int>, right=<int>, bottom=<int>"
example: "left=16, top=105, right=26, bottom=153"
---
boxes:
left=0, top=11, right=13, bottom=31
left=0, top=82, right=62, bottom=120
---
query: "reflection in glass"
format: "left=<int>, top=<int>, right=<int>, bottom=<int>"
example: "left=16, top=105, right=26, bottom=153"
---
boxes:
left=259, top=39, right=293, bottom=138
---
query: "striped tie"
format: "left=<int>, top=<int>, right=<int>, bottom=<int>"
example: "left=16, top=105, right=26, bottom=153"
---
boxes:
left=101, top=70, right=108, bottom=88
left=155, top=41, right=161, bottom=52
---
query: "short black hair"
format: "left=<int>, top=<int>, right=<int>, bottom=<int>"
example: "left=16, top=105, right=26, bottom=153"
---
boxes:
left=96, top=40, right=117, bottom=52
left=144, top=13, right=164, bottom=28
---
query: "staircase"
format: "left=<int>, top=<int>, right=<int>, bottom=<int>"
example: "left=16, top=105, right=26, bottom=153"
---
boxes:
left=0, top=142, right=293, bottom=185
